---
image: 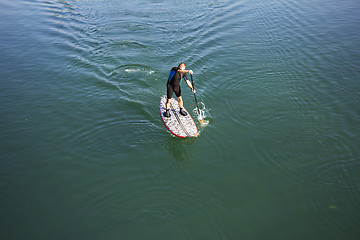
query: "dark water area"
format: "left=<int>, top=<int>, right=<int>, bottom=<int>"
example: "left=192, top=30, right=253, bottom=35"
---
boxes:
left=1, top=0, right=360, bottom=239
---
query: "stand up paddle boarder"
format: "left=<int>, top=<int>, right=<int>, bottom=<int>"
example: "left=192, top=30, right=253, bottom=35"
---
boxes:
left=163, top=63, right=195, bottom=118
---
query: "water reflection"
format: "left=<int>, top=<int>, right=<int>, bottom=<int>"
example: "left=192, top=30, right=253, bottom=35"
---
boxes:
left=165, top=136, right=196, bottom=163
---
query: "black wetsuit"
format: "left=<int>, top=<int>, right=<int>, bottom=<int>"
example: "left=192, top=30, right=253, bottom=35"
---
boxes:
left=167, top=67, right=188, bottom=99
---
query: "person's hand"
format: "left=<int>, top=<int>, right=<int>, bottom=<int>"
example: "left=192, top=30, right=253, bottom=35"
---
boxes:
left=192, top=88, right=196, bottom=93
left=189, top=70, right=193, bottom=75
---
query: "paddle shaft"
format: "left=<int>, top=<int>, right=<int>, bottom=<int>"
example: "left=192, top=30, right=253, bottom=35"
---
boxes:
left=190, top=74, right=201, bottom=117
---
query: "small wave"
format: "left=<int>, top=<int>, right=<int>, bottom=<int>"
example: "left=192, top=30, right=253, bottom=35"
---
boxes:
left=114, top=40, right=148, bottom=49
left=125, top=68, right=154, bottom=74
left=112, top=64, right=155, bottom=75
left=192, top=101, right=211, bottom=127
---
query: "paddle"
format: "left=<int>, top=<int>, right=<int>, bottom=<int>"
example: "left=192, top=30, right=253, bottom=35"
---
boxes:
left=190, top=74, right=204, bottom=124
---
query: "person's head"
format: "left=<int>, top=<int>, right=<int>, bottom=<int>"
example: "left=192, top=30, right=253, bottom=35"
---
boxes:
left=178, top=63, right=186, bottom=70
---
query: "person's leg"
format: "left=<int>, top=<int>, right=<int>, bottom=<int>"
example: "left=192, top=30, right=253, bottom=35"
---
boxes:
left=177, top=96, right=183, bottom=108
left=177, top=96, right=187, bottom=116
left=164, top=98, right=171, bottom=117
left=164, top=84, right=173, bottom=117
left=166, top=98, right=171, bottom=110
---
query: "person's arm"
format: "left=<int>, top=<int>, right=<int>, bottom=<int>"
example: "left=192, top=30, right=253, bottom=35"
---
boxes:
left=180, top=69, right=195, bottom=92
left=177, top=69, right=193, bottom=75
left=186, top=79, right=196, bottom=93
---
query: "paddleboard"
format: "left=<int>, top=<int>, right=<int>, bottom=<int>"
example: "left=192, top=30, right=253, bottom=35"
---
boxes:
left=159, top=96, right=198, bottom=138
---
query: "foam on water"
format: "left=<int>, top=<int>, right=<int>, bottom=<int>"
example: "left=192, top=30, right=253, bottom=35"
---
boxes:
left=193, top=101, right=210, bottom=127
left=125, top=68, right=154, bottom=74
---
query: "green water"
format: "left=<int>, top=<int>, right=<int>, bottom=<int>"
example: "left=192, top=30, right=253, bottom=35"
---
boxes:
left=1, top=0, right=360, bottom=239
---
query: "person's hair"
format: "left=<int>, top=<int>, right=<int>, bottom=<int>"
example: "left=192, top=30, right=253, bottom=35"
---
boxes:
left=178, top=62, right=186, bottom=68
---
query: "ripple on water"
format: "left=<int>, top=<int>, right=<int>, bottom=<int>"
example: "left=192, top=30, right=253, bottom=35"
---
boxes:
left=307, top=132, right=360, bottom=238
left=40, top=0, right=162, bottom=155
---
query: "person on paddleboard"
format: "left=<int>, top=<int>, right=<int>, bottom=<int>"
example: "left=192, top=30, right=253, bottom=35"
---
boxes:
left=163, top=63, right=195, bottom=118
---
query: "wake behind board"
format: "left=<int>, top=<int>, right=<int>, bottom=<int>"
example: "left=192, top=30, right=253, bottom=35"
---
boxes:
left=159, top=96, right=198, bottom=138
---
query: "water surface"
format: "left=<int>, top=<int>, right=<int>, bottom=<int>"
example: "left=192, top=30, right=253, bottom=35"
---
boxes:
left=1, top=0, right=360, bottom=239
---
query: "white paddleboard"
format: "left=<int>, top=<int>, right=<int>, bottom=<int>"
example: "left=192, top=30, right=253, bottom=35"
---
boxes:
left=159, top=96, right=198, bottom=138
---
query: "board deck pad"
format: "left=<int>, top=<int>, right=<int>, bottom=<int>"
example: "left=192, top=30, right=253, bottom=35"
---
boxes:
left=160, top=96, right=198, bottom=138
